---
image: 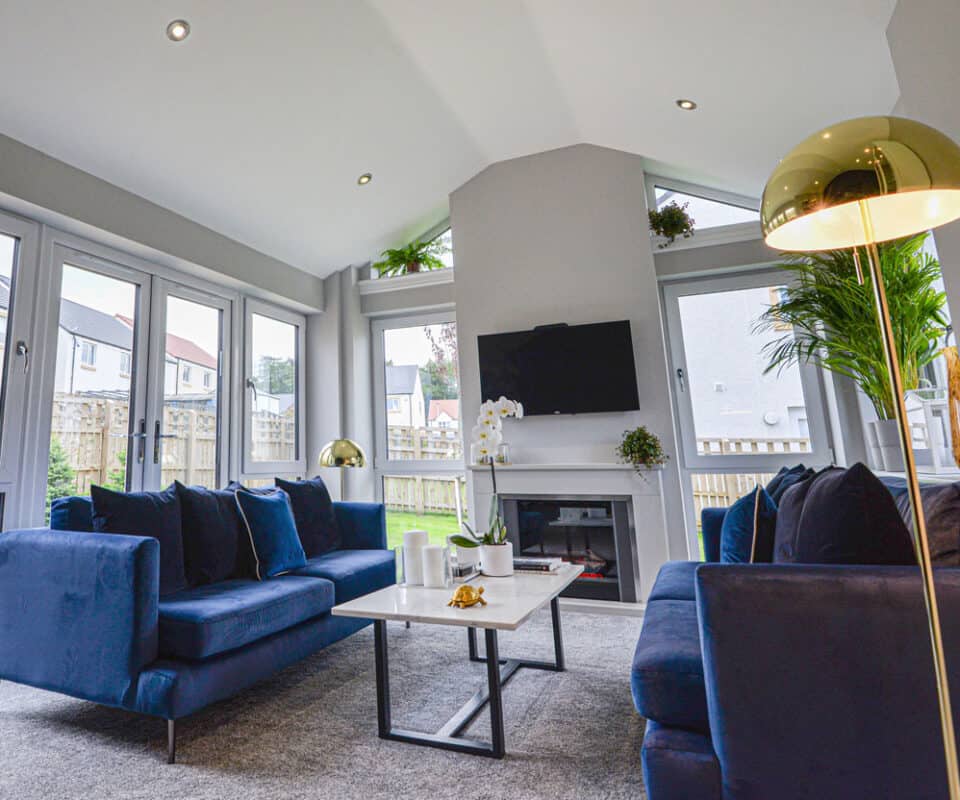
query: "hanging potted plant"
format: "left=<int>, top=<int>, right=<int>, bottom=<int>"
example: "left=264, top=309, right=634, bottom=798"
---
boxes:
left=372, top=237, right=449, bottom=278
left=616, top=426, right=669, bottom=474
left=648, top=201, right=695, bottom=248
left=755, top=233, right=948, bottom=471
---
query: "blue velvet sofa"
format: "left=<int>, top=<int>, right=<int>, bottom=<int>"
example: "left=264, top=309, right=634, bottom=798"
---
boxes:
left=633, top=501, right=960, bottom=799
left=0, top=496, right=394, bottom=762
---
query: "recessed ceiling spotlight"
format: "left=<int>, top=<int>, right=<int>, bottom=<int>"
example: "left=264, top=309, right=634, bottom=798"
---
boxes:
left=357, top=172, right=373, bottom=186
left=676, top=99, right=697, bottom=111
left=166, top=19, right=190, bottom=42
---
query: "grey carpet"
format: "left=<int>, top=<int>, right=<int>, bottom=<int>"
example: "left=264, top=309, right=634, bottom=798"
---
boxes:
left=0, top=609, right=646, bottom=800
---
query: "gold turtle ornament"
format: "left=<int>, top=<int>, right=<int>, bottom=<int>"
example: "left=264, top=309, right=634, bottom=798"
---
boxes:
left=448, top=584, right=486, bottom=608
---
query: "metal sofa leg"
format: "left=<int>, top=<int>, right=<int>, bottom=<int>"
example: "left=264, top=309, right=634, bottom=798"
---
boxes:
left=167, top=719, right=176, bottom=764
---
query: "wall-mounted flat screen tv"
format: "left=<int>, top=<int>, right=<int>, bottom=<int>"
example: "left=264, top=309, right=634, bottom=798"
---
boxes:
left=477, top=320, right=640, bottom=416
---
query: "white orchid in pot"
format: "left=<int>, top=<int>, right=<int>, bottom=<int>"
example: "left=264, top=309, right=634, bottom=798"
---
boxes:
left=450, top=463, right=513, bottom=576
left=471, top=396, right=522, bottom=465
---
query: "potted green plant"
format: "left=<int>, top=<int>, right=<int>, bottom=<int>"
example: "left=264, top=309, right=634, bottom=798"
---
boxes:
left=372, top=237, right=449, bottom=278
left=648, top=201, right=695, bottom=248
left=450, top=463, right=512, bottom=576
left=616, top=426, right=668, bottom=474
left=755, top=233, right=948, bottom=470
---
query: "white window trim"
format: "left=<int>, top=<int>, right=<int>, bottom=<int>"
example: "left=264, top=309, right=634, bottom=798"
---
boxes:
left=646, top=174, right=763, bottom=251
left=242, top=297, right=307, bottom=477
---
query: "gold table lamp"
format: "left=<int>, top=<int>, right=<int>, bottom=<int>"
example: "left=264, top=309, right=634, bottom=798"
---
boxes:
left=762, top=115, right=960, bottom=798
left=318, top=438, right=367, bottom=501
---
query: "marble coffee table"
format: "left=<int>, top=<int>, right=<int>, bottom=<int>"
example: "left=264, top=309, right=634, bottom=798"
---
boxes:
left=332, top=563, right=583, bottom=758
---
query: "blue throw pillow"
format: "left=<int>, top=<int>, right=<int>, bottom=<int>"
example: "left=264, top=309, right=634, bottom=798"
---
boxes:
left=766, top=465, right=815, bottom=503
left=235, top=488, right=307, bottom=579
left=50, top=496, right=95, bottom=531
left=765, top=465, right=802, bottom=498
left=720, top=486, right=777, bottom=564
left=275, top=476, right=341, bottom=557
left=91, top=484, right=187, bottom=595
left=773, top=463, right=915, bottom=565
left=175, top=482, right=255, bottom=584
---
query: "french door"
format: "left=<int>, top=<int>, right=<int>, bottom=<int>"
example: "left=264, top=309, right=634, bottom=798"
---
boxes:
left=662, top=270, right=833, bottom=555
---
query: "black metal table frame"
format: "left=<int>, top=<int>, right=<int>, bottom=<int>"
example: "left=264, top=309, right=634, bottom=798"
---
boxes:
left=373, top=596, right=565, bottom=758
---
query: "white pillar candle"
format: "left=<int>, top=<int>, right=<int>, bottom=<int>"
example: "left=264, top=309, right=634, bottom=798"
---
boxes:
left=402, top=530, right=428, bottom=585
left=422, top=544, right=447, bottom=588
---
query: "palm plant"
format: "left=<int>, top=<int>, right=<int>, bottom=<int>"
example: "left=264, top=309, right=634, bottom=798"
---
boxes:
left=755, top=233, right=948, bottom=420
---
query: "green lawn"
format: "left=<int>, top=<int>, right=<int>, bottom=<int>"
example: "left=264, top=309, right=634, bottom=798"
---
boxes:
left=386, top=510, right=461, bottom=551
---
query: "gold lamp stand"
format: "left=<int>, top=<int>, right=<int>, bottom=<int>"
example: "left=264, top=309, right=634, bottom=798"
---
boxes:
left=762, top=116, right=960, bottom=798
left=318, top=438, right=367, bottom=502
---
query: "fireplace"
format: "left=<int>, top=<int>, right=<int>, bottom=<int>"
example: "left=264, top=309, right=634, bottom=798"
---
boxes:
left=500, top=496, right=637, bottom=603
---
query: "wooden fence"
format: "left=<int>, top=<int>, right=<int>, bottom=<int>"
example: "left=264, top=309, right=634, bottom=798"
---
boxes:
left=387, top=425, right=462, bottom=461
left=382, top=473, right=467, bottom=521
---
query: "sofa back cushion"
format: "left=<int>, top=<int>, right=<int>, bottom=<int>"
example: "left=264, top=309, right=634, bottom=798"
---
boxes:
left=275, top=476, right=341, bottom=557
left=91, top=484, right=187, bottom=595
left=885, top=481, right=960, bottom=566
left=175, top=482, right=255, bottom=585
left=720, top=486, right=777, bottom=564
left=235, top=488, right=307, bottom=579
left=49, top=495, right=95, bottom=532
left=773, top=463, right=915, bottom=565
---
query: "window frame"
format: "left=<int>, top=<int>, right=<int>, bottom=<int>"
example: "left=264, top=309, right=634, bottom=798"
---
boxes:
left=645, top=175, right=762, bottom=249
left=79, top=340, right=97, bottom=367
left=241, top=297, right=306, bottom=477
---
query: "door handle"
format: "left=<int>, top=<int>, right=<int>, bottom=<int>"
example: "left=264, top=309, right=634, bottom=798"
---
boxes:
left=153, top=419, right=176, bottom=464
left=676, top=367, right=686, bottom=392
left=130, top=418, right=147, bottom=463
left=15, top=341, right=28, bottom=374
left=246, top=377, right=258, bottom=404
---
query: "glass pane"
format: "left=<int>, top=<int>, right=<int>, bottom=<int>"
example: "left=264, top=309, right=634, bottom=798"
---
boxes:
left=160, top=296, right=221, bottom=487
left=249, top=313, right=298, bottom=462
left=655, top=187, right=758, bottom=229
left=690, top=472, right=777, bottom=559
left=382, top=473, right=466, bottom=550
left=0, top=233, right=18, bottom=448
left=383, top=322, right=461, bottom=461
left=48, top=265, right=138, bottom=514
left=677, top=285, right=811, bottom=456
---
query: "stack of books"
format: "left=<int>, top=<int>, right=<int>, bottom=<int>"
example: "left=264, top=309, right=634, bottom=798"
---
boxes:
left=513, top=556, right=563, bottom=574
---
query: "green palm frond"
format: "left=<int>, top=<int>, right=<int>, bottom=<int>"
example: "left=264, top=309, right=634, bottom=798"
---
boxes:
left=755, top=233, right=947, bottom=420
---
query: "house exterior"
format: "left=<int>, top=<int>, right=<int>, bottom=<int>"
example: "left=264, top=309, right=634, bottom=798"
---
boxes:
left=427, top=398, right=459, bottom=430
left=385, top=364, right=425, bottom=428
left=54, top=300, right=135, bottom=394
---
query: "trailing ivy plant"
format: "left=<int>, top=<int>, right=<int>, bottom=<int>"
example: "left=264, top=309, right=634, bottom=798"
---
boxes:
left=372, top=237, right=449, bottom=278
left=617, top=426, right=668, bottom=473
left=648, top=201, right=695, bottom=248
left=754, top=233, right=947, bottom=420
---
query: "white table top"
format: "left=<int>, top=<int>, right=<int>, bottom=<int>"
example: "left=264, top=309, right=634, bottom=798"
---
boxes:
left=332, top=564, right=584, bottom=631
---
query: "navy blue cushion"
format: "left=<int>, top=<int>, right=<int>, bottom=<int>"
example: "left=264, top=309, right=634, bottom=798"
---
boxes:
left=275, top=476, right=342, bottom=557
left=157, top=576, right=333, bottom=660
left=235, top=488, right=307, bottom=579
left=768, top=467, right=815, bottom=503
left=765, top=464, right=803, bottom=499
left=174, top=482, right=254, bottom=585
left=631, top=598, right=708, bottom=733
left=648, top=561, right=699, bottom=602
left=91, top=484, right=187, bottom=596
left=893, top=482, right=960, bottom=565
left=774, top=463, right=915, bottom=565
left=700, top=507, right=726, bottom=563
left=290, top=549, right=395, bottom=603
left=720, top=486, right=777, bottom=564
left=49, top=496, right=94, bottom=532
left=641, top=721, right=721, bottom=800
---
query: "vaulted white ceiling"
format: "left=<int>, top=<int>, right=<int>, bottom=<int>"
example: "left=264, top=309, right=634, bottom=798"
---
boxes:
left=0, top=1, right=899, bottom=277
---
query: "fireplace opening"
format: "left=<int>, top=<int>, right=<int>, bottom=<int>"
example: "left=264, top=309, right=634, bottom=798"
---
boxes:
left=500, top=496, right=636, bottom=603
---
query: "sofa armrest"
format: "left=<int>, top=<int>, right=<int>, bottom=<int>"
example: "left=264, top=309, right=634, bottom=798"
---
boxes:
left=0, top=528, right=159, bottom=708
left=696, top=563, right=960, bottom=799
left=334, top=502, right=387, bottom=550
left=700, top=507, right=726, bottom=562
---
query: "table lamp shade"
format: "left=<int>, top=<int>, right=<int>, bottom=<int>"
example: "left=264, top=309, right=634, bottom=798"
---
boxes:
left=762, top=116, right=960, bottom=252
left=318, top=438, right=366, bottom=469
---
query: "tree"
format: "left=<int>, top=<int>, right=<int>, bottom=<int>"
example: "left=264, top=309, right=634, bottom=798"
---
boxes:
left=46, top=437, right=77, bottom=518
left=256, top=356, right=295, bottom=395
left=102, top=450, right=127, bottom=492
left=421, top=323, right=459, bottom=402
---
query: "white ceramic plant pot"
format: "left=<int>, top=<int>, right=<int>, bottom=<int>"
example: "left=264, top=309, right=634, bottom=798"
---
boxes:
left=865, top=421, right=884, bottom=471
left=874, top=418, right=905, bottom=472
left=480, top=541, right=514, bottom=577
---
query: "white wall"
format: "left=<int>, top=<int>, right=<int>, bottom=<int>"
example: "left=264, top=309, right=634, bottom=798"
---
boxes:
left=53, top=333, right=130, bottom=394
left=450, top=143, right=687, bottom=558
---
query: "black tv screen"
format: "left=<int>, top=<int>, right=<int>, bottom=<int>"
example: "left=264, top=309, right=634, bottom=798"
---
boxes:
left=478, top=320, right=640, bottom=416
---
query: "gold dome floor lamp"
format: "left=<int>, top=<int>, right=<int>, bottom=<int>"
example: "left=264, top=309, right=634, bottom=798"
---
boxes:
left=762, top=115, right=960, bottom=799
left=318, top=438, right=367, bottom=501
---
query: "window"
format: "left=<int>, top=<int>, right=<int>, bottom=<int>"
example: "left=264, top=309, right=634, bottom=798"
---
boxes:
left=181, top=364, right=192, bottom=384
left=79, top=341, right=97, bottom=367
left=373, top=312, right=464, bottom=550
left=119, top=351, right=131, bottom=376
left=654, top=186, right=759, bottom=229
left=243, top=300, right=305, bottom=474
left=202, top=371, right=212, bottom=390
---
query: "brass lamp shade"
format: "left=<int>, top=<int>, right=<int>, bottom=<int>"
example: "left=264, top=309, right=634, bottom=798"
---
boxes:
left=318, top=438, right=366, bottom=469
left=762, top=116, right=960, bottom=252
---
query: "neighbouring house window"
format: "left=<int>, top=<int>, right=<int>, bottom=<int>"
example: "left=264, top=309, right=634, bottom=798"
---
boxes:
left=119, top=351, right=131, bottom=375
left=80, top=341, right=97, bottom=367
left=182, top=364, right=192, bottom=384
left=202, top=370, right=212, bottom=389
left=654, top=186, right=758, bottom=230
left=386, top=397, right=400, bottom=412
